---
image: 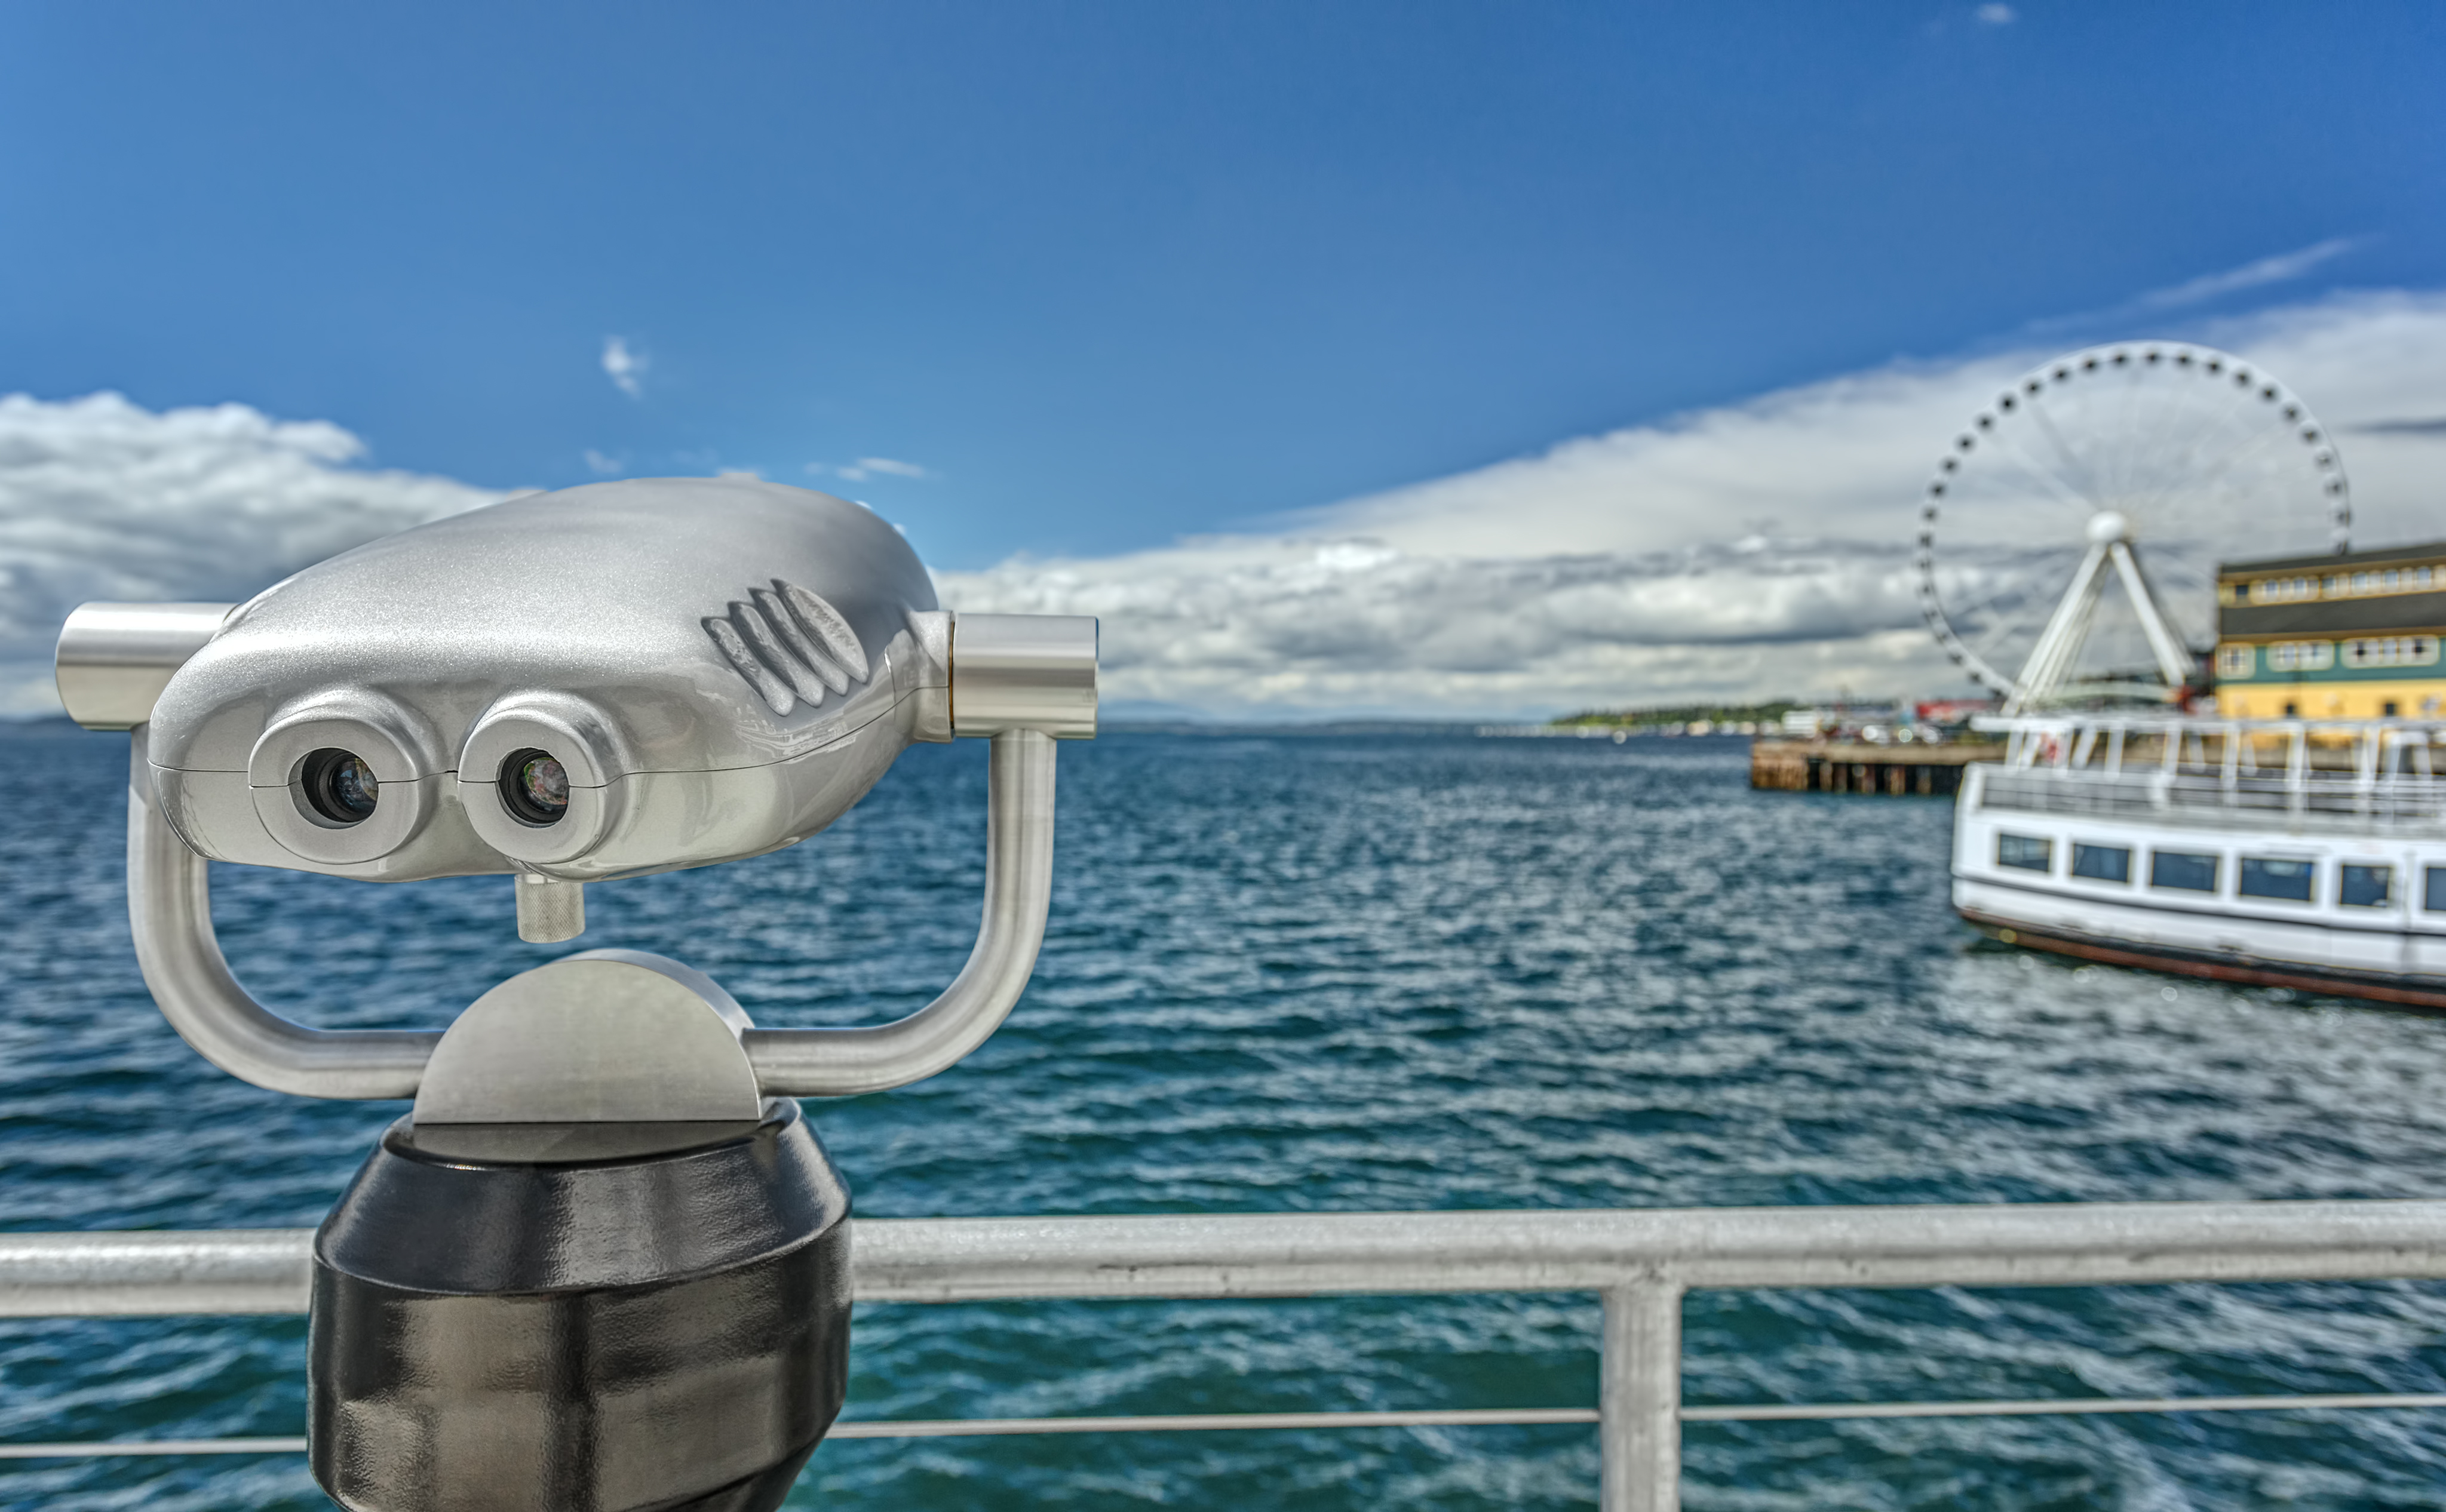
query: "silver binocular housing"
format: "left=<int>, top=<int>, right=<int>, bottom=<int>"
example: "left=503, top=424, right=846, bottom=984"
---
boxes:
left=59, top=477, right=1094, bottom=882
left=55, top=478, right=1098, bottom=1108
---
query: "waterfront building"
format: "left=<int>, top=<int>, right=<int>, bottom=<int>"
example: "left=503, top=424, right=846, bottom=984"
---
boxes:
left=2214, top=540, right=2446, bottom=720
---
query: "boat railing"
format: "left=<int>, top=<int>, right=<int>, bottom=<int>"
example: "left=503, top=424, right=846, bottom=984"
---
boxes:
left=1967, top=714, right=2446, bottom=835
left=1975, top=767, right=2446, bottom=835
left=8, top=1200, right=2446, bottom=1511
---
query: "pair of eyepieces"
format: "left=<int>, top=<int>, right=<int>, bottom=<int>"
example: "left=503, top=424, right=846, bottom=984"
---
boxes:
left=297, top=747, right=570, bottom=828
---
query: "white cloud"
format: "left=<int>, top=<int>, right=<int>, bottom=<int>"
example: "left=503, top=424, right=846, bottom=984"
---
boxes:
left=1975, top=4, right=2016, bottom=24
left=601, top=336, right=648, bottom=399
left=7, top=289, right=2439, bottom=724
left=937, top=290, right=2446, bottom=718
left=0, top=392, right=503, bottom=714
left=584, top=448, right=623, bottom=475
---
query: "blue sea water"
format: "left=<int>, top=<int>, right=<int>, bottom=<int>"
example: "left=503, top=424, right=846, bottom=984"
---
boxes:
left=4, top=726, right=2446, bottom=1510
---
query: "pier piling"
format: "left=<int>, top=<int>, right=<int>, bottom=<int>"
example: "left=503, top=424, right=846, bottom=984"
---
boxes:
left=1748, top=739, right=1999, bottom=797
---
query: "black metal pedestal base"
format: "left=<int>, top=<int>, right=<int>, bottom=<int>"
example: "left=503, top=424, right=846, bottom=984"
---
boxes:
left=309, top=1100, right=851, bottom=1512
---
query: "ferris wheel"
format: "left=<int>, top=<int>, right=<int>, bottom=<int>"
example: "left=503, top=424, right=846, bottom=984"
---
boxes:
left=1914, top=342, right=2350, bottom=714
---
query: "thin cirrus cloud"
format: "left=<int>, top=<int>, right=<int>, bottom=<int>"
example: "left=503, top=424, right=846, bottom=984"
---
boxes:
left=0, top=289, right=2439, bottom=720
left=2024, top=238, right=2367, bottom=337
left=810, top=457, right=931, bottom=483
left=2132, top=238, right=2365, bottom=313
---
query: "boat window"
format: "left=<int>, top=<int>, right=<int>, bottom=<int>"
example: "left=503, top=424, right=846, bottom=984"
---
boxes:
left=2340, top=865, right=2393, bottom=908
left=2426, top=867, right=2446, bottom=913
left=2239, top=858, right=2316, bottom=903
left=1996, top=834, right=2052, bottom=872
left=2071, top=843, right=2130, bottom=883
left=2150, top=851, right=2218, bottom=893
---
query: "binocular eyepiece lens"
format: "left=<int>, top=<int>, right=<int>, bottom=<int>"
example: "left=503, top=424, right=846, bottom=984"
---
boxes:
left=499, top=749, right=570, bottom=826
left=300, top=749, right=380, bottom=826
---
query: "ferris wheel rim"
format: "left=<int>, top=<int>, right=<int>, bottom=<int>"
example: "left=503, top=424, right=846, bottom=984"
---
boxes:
left=1913, top=340, right=2353, bottom=700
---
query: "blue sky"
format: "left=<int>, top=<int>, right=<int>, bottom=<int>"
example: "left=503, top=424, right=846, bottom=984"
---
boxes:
left=6, top=2, right=2440, bottom=567
left=1, top=4, right=2442, bottom=715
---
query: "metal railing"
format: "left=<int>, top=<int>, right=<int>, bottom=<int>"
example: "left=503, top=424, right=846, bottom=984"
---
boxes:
left=7, top=1200, right=2446, bottom=1510
left=1975, top=768, right=2446, bottom=835
left=1968, top=714, right=2446, bottom=838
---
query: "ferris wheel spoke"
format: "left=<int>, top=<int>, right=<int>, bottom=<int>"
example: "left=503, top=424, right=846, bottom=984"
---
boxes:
left=2131, top=402, right=2260, bottom=523
left=2095, top=362, right=2149, bottom=506
left=2178, top=417, right=2293, bottom=494
left=2135, top=366, right=2243, bottom=519
left=2025, top=399, right=2109, bottom=512
left=1978, top=425, right=2102, bottom=521
left=1965, top=596, right=2051, bottom=661
left=1956, top=578, right=2055, bottom=657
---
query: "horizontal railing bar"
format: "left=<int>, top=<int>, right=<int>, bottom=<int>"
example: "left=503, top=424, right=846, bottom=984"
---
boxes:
left=0, top=1230, right=309, bottom=1317
left=11, top=1198, right=2446, bottom=1317
left=0, top=1437, right=307, bottom=1459
left=850, top=1200, right=2446, bottom=1301
left=1684, top=1391, right=2446, bottom=1422
left=829, top=1407, right=1603, bottom=1437
left=11, top=1393, right=2446, bottom=1458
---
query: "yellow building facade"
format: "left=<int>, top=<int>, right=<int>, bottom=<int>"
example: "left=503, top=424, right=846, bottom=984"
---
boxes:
left=2214, top=540, right=2446, bottom=720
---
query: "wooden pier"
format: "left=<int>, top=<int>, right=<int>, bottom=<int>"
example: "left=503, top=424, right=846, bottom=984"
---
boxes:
left=1750, top=739, right=2002, bottom=796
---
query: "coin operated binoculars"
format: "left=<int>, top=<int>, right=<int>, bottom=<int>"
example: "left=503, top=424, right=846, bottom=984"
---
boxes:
left=56, top=478, right=1097, bottom=1512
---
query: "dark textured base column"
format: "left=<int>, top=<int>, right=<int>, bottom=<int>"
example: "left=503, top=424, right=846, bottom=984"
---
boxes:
left=310, top=1101, right=850, bottom=1512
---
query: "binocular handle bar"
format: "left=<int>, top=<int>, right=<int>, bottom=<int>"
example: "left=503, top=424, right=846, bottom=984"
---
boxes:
left=125, top=729, right=1061, bottom=1102
left=127, top=733, right=441, bottom=1099
left=742, top=727, right=1054, bottom=1096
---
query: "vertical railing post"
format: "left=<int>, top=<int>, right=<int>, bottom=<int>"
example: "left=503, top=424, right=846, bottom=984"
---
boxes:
left=1600, top=1283, right=1682, bottom=1512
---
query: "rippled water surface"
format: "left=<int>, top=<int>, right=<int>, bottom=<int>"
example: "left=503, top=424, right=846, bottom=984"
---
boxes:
left=5, top=727, right=2446, bottom=1509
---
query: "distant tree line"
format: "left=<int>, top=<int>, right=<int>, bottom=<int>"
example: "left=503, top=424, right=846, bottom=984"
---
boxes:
left=1549, top=701, right=1803, bottom=730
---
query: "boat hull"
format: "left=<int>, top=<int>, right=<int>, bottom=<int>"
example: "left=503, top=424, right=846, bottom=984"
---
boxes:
left=1956, top=901, right=2446, bottom=1010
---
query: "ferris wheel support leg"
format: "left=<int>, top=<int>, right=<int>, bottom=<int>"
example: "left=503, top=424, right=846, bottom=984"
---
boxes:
left=2005, top=541, right=2110, bottom=715
left=2108, top=542, right=2197, bottom=690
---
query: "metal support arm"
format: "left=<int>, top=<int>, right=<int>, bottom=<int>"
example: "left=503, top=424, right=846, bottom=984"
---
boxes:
left=125, top=728, right=1060, bottom=1103
left=743, top=729, right=1056, bottom=1096
left=126, top=735, right=440, bottom=1099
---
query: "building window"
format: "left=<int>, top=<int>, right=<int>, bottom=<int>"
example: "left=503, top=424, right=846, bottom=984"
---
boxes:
left=2282, top=701, right=2299, bottom=717
left=2267, top=641, right=2335, bottom=672
left=2341, top=636, right=2439, bottom=670
left=2326, top=574, right=2347, bottom=596
left=1997, top=834, right=2052, bottom=872
left=2072, top=844, right=2131, bottom=883
left=2418, top=566, right=2436, bottom=589
left=2341, top=865, right=2393, bottom=908
left=2427, top=866, right=2446, bottom=912
left=2239, top=858, right=2316, bottom=902
left=2152, top=852, right=2218, bottom=893
left=2385, top=701, right=2401, bottom=718
left=2215, top=645, right=2255, bottom=678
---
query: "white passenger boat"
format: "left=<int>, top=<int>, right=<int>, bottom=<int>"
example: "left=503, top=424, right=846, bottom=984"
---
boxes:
left=1953, top=715, right=2446, bottom=1008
